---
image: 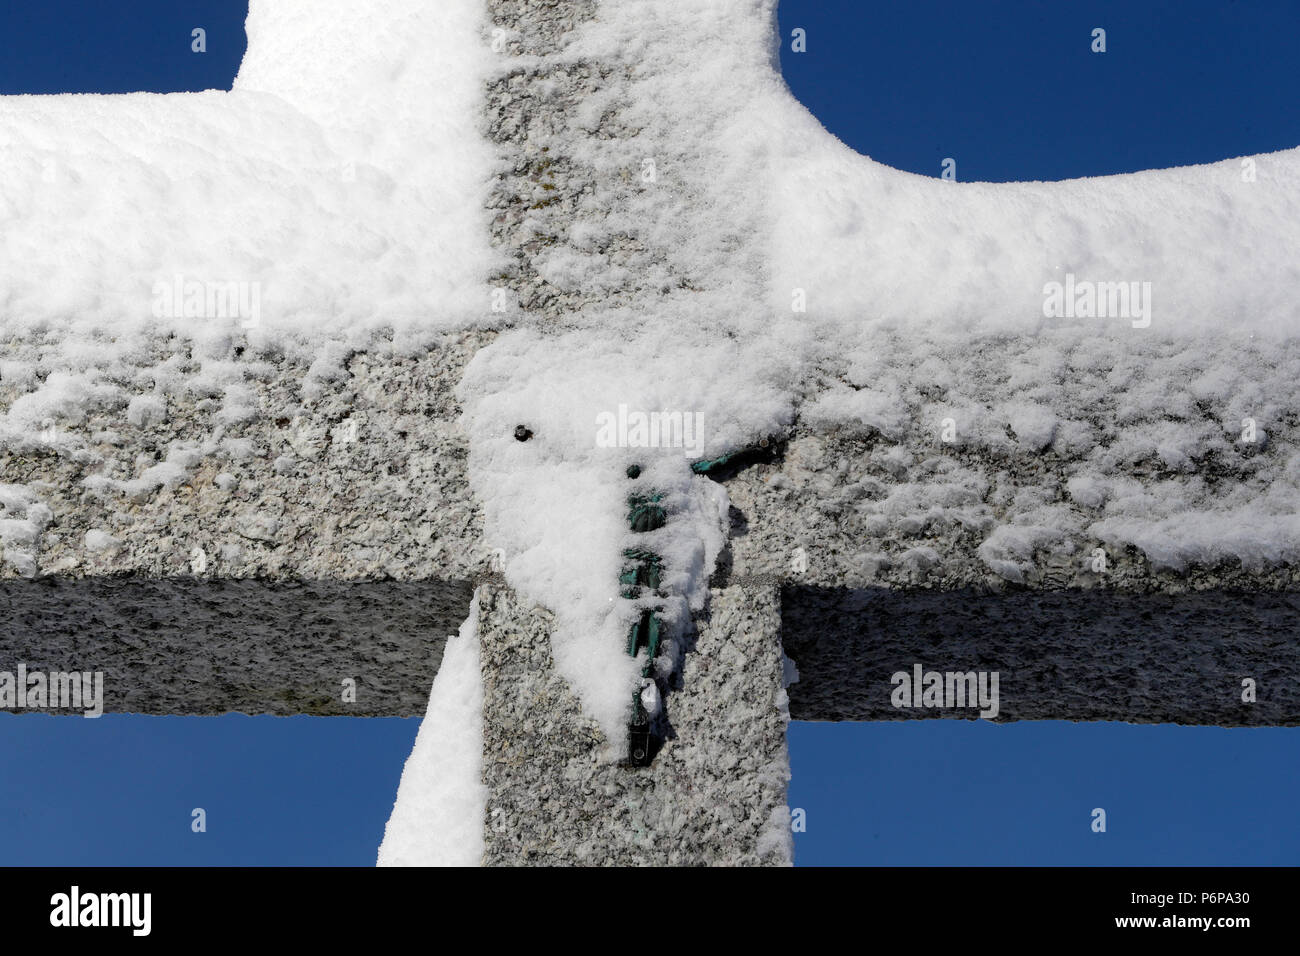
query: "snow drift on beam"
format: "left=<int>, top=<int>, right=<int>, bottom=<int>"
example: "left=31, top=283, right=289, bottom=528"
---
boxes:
left=0, top=0, right=495, bottom=333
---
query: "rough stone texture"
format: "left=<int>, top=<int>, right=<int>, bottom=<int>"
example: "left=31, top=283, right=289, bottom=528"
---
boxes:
left=468, top=0, right=796, bottom=866
left=783, top=585, right=1300, bottom=724
left=0, top=575, right=472, bottom=715
left=0, top=328, right=492, bottom=720
left=484, top=0, right=764, bottom=327
left=8, top=326, right=1295, bottom=596
left=479, top=583, right=792, bottom=866
left=487, top=0, right=607, bottom=321
left=0, top=329, right=494, bottom=583
left=10, top=567, right=1290, bottom=727
left=723, top=331, right=1300, bottom=594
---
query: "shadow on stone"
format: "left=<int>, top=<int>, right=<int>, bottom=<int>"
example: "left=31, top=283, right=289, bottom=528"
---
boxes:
left=0, top=575, right=474, bottom=716
left=782, top=585, right=1300, bottom=725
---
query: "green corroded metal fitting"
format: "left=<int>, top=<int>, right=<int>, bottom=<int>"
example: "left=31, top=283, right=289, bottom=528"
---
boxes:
left=690, top=453, right=734, bottom=475
left=626, top=609, right=662, bottom=672
left=627, top=607, right=661, bottom=767
left=619, top=548, right=662, bottom=597
left=690, top=437, right=774, bottom=476
left=627, top=492, right=666, bottom=533
left=628, top=696, right=652, bottom=766
left=624, top=465, right=665, bottom=766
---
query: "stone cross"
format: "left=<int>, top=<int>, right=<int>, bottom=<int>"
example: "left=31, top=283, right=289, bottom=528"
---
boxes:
left=2, top=0, right=1297, bottom=865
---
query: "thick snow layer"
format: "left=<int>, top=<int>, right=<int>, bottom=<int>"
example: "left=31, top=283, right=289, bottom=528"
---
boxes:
left=0, top=0, right=495, bottom=335
left=378, top=592, right=486, bottom=867
left=553, top=0, right=1300, bottom=342
left=772, top=131, right=1300, bottom=336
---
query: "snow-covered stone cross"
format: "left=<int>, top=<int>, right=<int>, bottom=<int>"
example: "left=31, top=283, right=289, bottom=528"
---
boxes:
left=3, top=0, right=1299, bottom=866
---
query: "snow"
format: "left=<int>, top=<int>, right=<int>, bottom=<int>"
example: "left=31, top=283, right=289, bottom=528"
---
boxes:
left=378, top=592, right=487, bottom=867
left=0, top=483, right=51, bottom=578
left=125, top=395, right=166, bottom=428
left=771, top=121, right=1300, bottom=337
left=0, top=0, right=497, bottom=580
left=802, top=385, right=911, bottom=441
left=1089, top=472, right=1300, bottom=572
left=4, top=0, right=1300, bottom=863
left=458, top=327, right=793, bottom=747
left=549, top=0, right=1300, bottom=344
left=1, top=0, right=497, bottom=858
left=0, top=0, right=496, bottom=336
left=84, top=529, right=122, bottom=553
left=474, top=0, right=1300, bottom=751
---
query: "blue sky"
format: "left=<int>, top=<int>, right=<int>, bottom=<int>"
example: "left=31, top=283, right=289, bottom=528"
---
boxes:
left=0, top=2, right=243, bottom=95
left=0, top=714, right=416, bottom=865
left=777, top=0, right=1300, bottom=182
left=1, top=0, right=1298, bottom=866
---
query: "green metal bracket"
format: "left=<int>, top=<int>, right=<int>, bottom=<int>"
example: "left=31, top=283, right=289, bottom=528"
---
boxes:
left=689, top=436, right=774, bottom=477
left=619, top=548, right=662, bottom=597
left=627, top=491, right=667, bottom=533
left=625, top=466, right=665, bottom=766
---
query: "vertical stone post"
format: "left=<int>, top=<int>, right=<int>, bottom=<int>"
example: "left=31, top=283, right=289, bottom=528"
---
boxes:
left=478, top=583, right=792, bottom=865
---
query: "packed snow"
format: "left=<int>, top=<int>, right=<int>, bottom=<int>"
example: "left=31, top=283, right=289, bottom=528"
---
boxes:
left=378, top=592, right=487, bottom=867
left=0, top=0, right=496, bottom=335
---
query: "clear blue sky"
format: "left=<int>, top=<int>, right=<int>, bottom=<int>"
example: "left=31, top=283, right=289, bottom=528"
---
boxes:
left=777, top=0, right=1300, bottom=182
left=1, top=1, right=1298, bottom=866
